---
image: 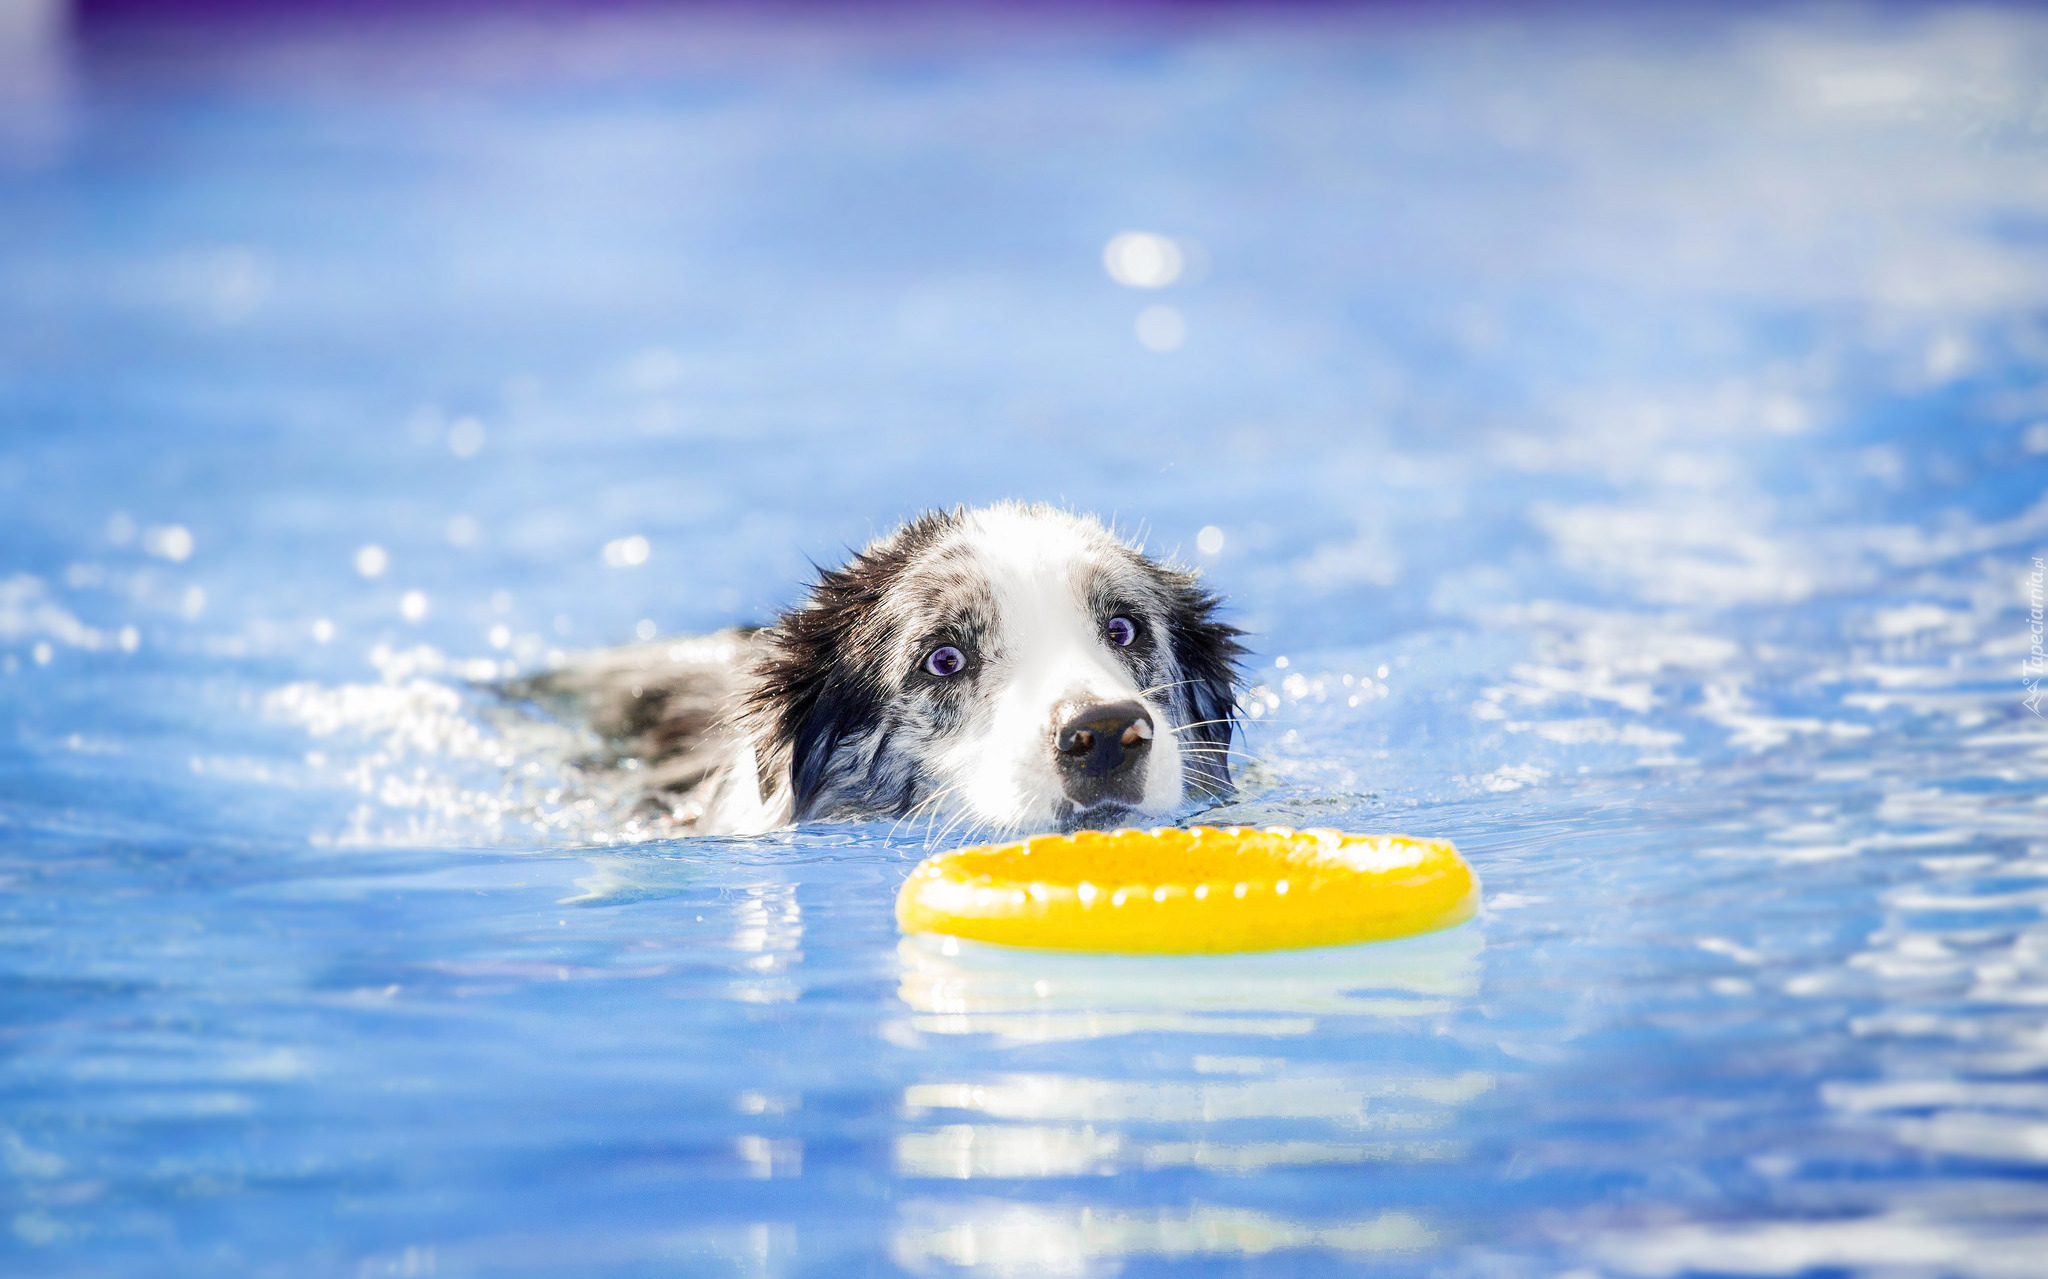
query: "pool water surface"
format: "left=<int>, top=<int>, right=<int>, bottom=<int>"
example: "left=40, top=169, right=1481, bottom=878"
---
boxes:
left=3, top=3, right=2048, bottom=1275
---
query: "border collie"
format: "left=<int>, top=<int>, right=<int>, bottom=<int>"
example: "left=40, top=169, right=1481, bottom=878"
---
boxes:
left=520, top=504, right=1244, bottom=839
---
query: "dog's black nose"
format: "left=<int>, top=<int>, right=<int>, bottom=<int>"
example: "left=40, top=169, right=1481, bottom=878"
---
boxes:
left=1055, top=701, right=1154, bottom=782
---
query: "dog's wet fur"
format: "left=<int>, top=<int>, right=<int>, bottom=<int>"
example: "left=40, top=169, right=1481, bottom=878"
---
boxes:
left=512, top=504, right=1244, bottom=839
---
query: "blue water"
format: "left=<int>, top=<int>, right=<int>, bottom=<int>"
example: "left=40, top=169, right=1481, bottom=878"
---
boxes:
left=4, top=3, right=2048, bottom=1274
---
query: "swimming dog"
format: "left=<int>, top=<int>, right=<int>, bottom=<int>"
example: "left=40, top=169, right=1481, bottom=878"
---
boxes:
left=517, top=504, right=1244, bottom=839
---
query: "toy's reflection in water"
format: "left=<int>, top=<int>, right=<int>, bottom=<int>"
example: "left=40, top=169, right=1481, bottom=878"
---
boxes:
left=894, top=925, right=1481, bottom=1043
left=891, top=927, right=1486, bottom=1272
left=893, top=1201, right=1438, bottom=1276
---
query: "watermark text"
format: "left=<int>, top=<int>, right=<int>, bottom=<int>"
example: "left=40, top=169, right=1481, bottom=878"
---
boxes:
left=2026, top=556, right=2045, bottom=717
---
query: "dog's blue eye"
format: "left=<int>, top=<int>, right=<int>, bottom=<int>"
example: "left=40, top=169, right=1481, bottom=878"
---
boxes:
left=924, top=646, right=966, bottom=677
left=1106, top=616, right=1137, bottom=647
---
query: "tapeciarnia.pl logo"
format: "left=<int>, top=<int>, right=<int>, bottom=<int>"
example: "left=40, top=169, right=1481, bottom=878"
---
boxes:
left=2027, top=556, right=2045, bottom=718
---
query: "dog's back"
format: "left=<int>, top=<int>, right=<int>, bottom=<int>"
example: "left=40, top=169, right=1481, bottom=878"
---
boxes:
left=504, top=628, right=764, bottom=827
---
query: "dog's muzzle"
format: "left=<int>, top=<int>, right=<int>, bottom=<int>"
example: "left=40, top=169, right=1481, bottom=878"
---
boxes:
left=1053, top=700, right=1154, bottom=809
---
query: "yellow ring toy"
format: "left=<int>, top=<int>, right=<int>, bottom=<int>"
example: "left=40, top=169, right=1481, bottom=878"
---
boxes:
left=895, top=826, right=1478, bottom=955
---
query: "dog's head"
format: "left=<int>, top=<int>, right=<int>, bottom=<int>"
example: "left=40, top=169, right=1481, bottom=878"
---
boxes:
left=744, top=504, right=1244, bottom=835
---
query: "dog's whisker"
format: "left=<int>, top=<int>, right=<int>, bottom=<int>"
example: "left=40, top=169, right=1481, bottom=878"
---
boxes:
left=905, top=780, right=965, bottom=818
left=891, top=781, right=968, bottom=841
left=928, top=805, right=981, bottom=852
left=913, top=787, right=976, bottom=848
left=929, top=805, right=990, bottom=851
left=923, top=799, right=965, bottom=847
left=1178, top=742, right=1269, bottom=761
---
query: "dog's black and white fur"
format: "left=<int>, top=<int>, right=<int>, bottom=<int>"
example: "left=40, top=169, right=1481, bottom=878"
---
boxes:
left=519, top=504, right=1244, bottom=838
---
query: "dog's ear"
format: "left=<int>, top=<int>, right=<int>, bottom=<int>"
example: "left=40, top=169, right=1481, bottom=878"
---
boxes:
left=1167, top=576, right=1246, bottom=798
left=744, top=568, right=886, bottom=820
left=783, top=675, right=879, bottom=819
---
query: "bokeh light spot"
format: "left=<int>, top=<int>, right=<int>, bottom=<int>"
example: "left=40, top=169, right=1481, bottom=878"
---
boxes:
left=1135, top=305, right=1185, bottom=352
left=144, top=525, right=194, bottom=562
left=448, top=417, right=486, bottom=459
left=1103, top=232, right=1183, bottom=288
left=603, top=535, right=651, bottom=568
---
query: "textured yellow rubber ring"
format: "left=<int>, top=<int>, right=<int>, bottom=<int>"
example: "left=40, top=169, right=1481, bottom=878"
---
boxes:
left=895, top=826, right=1478, bottom=955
